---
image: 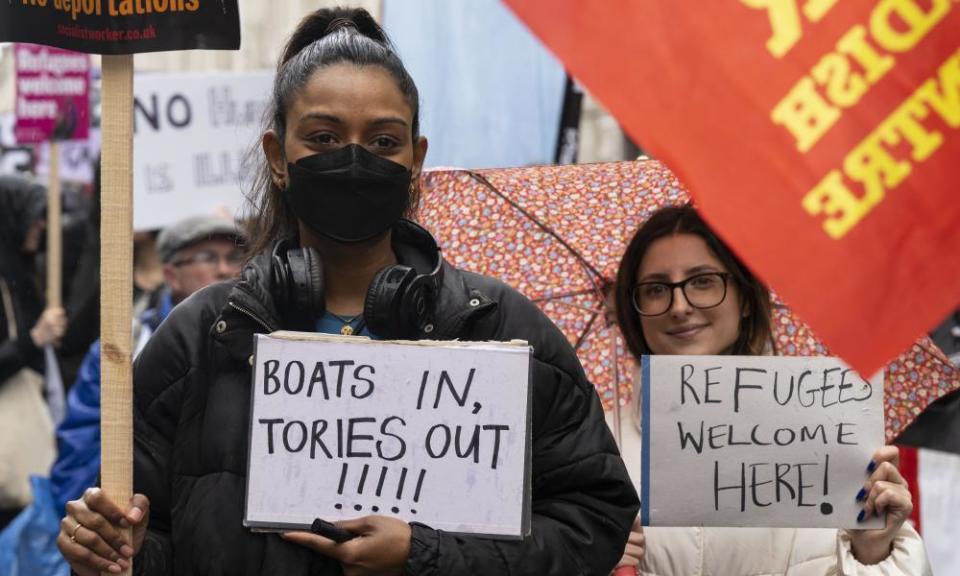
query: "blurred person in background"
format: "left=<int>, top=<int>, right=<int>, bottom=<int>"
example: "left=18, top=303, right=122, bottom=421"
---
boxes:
left=58, top=160, right=101, bottom=389
left=0, top=174, right=66, bottom=529
left=51, top=214, right=245, bottom=512
left=0, top=214, right=244, bottom=576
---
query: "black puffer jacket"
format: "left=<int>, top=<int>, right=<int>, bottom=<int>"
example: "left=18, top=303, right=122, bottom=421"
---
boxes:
left=132, top=221, right=638, bottom=575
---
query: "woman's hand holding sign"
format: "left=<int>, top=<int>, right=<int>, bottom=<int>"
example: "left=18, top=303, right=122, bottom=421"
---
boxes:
left=57, top=488, right=151, bottom=575
left=282, top=515, right=411, bottom=576
left=848, top=446, right=913, bottom=565
left=611, top=517, right=645, bottom=575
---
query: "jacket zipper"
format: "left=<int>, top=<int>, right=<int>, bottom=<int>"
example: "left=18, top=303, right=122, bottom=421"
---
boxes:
left=228, top=301, right=275, bottom=333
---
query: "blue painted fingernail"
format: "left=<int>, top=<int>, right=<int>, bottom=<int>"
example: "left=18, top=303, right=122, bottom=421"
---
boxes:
left=866, top=460, right=877, bottom=473
left=855, top=488, right=866, bottom=502
left=857, top=509, right=866, bottom=523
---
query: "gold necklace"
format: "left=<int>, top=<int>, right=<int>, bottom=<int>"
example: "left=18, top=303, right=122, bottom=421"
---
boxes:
left=328, top=311, right=363, bottom=336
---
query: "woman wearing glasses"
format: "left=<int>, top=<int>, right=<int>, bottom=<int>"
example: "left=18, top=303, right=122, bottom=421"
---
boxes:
left=610, top=205, right=930, bottom=575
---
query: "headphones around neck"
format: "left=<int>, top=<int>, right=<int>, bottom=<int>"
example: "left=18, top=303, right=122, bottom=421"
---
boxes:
left=271, top=235, right=441, bottom=339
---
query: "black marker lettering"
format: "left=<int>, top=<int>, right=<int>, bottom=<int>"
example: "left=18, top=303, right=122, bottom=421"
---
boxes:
left=347, top=417, right=375, bottom=457
left=714, top=460, right=746, bottom=512
left=677, top=420, right=705, bottom=454
left=308, top=362, right=329, bottom=400
left=259, top=418, right=283, bottom=453
left=426, top=424, right=451, bottom=458
left=836, top=422, right=857, bottom=445
left=703, top=366, right=722, bottom=403
left=329, top=360, right=355, bottom=397
left=455, top=425, right=481, bottom=464
left=483, top=424, right=509, bottom=469
left=774, top=427, right=797, bottom=446
left=796, top=462, right=817, bottom=507
left=282, top=420, right=308, bottom=453
left=775, top=463, right=796, bottom=501
left=416, top=371, right=429, bottom=410
left=749, top=463, right=772, bottom=507
left=680, top=364, right=699, bottom=405
left=413, top=469, right=427, bottom=503
left=800, top=424, right=827, bottom=444
left=377, top=416, right=407, bottom=461
left=263, top=360, right=281, bottom=395
left=750, top=424, right=771, bottom=446
left=734, top=368, right=766, bottom=413
left=284, top=360, right=305, bottom=395
left=352, top=364, right=375, bottom=399
left=310, top=419, right=331, bottom=459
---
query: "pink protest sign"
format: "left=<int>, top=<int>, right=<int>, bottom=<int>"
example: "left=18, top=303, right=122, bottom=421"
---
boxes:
left=14, top=43, right=90, bottom=144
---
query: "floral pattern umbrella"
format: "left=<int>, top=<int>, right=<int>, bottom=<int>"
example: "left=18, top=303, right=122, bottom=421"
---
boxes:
left=771, top=303, right=959, bottom=443
left=418, top=160, right=687, bottom=413
left=417, top=160, right=959, bottom=441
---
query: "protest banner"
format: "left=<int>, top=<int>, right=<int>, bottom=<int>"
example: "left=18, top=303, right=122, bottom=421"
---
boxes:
left=640, top=355, right=884, bottom=529
left=13, top=43, right=90, bottom=144
left=0, top=0, right=240, bottom=55
left=503, top=0, right=960, bottom=378
left=132, top=70, right=271, bottom=230
left=246, top=333, right=533, bottom=538
left=14, top=43, right=91, bottom=309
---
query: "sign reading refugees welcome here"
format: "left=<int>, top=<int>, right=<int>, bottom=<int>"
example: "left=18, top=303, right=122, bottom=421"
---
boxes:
left=245, top=333, right=533, bottom=539
left=641, top=355, right=884, bottom=529
left=0, top=0, right=240, bottom=54
left=504, top=0, right=960, bottom=377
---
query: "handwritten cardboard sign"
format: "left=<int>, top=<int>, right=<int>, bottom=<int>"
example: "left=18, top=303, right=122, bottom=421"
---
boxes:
left=640, top=355, right=884, bottom=529
left=245, top=332, right=532, bottom=539
left=503, top=0, right=960, bottom=378
left=0, top=0, right=239, bottom=54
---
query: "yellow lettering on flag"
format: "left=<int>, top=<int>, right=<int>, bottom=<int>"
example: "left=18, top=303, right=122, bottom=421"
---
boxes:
left=741, top=0, right=839, bottom=58
left=771, top=0, right=951, bottom=152
left=771, top=77, right=842, bottom=153
left=803, top=50, right=960, bottom=239
left=870, top=0, right=951, bottom=53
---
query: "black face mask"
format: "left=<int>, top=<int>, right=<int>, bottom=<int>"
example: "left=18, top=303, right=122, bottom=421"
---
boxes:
left=284, top=144, right=412, bottom=244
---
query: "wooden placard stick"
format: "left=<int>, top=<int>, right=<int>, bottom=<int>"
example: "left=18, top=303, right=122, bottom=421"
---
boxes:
left=46, top=141, right=61, bottom=309
left=99, top=53, right=134, bottom=576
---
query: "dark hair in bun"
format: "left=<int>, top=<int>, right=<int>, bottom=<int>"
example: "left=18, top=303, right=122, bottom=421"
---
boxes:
left=274, top=7, right=420, bottom=141
left=245, top=7, right=421, bottom=257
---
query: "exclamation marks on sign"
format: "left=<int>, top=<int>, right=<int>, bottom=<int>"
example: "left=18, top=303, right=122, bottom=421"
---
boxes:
left=334, top=464, right=427, bottom=514
left=413, top=469, right=426, bottom=507
left=819, top=453, right=833, bottom=515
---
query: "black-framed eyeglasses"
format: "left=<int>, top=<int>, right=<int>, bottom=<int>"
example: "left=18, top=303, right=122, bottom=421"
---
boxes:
left=172, top=249, right=245, bottom=269
left=631, top=272, right=730, bottom=317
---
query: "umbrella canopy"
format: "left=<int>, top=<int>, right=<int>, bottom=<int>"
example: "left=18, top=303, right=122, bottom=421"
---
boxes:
left=418, top=160, right=960, bottom=442
left=419, top=160, right=688, bottom=412
left=772, top=303, right=959, bottom=444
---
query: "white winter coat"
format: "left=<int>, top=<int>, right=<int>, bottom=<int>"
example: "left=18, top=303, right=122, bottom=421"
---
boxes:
left=607, top=406, right=932, bottom=576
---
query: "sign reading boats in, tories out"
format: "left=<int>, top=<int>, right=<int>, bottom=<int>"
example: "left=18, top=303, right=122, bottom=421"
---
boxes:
left=245, top=333, right=533, bottom=539
left=641, top=355, right=884, bottom=529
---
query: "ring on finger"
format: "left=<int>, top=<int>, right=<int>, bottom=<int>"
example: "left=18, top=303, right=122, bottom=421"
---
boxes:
left=70, top=520, right=83, bottom=543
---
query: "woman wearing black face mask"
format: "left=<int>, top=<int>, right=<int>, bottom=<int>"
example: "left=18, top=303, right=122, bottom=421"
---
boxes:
left=58, top=8, right=638, bottom=576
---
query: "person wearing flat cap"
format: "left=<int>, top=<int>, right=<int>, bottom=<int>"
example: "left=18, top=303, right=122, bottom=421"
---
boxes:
left=48, top=215, right=245, bottom=516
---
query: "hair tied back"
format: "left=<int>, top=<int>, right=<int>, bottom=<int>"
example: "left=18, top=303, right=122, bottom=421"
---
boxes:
left=325, top=17, right=357, bottom=35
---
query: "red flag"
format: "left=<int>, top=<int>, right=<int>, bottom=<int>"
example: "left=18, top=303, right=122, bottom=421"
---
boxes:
left=503, top=0, right=960, bottom=376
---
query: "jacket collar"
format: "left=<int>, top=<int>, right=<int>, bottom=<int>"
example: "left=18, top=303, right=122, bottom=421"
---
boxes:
left=213, top=220, right=493, bottom=361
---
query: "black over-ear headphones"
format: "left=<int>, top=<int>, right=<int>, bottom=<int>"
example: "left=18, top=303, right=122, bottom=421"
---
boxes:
left=271, top=228, right=442, bottom=339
